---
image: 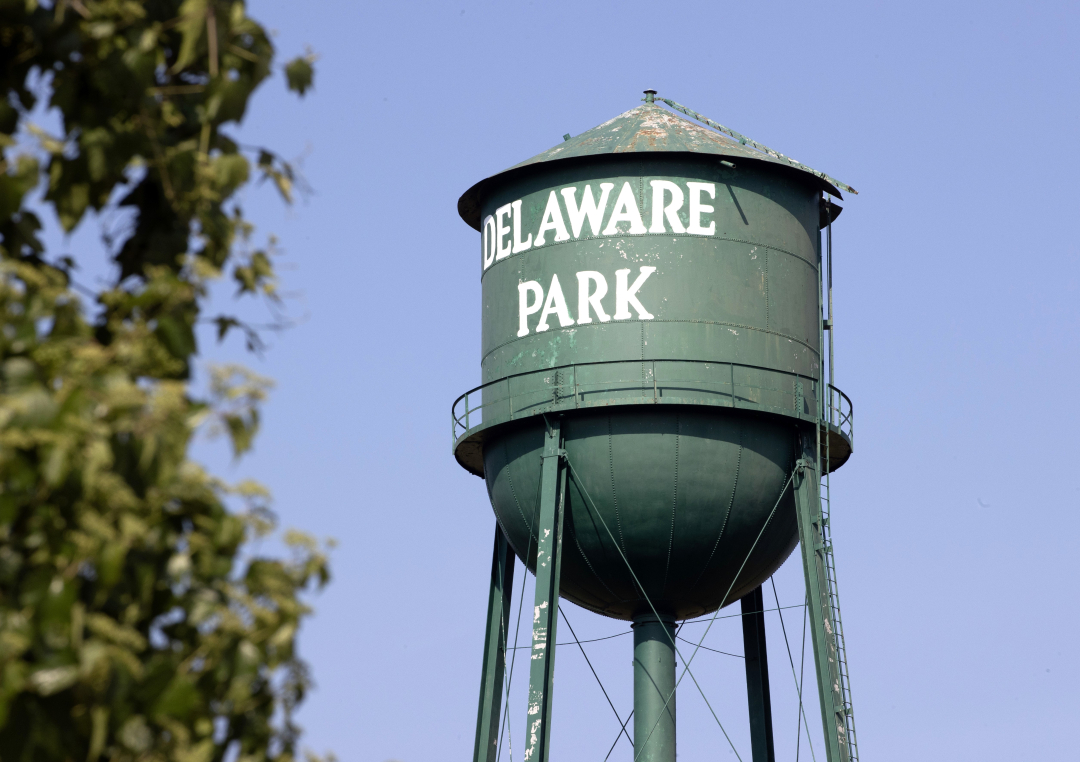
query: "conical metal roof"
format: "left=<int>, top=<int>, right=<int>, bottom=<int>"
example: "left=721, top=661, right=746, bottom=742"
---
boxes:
left=458, top=102, right=843, bottom=231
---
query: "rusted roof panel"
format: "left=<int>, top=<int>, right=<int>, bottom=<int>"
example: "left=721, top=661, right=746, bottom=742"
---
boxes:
left=508, top=104, right=769, bottom=168
left=459, top=103, right=841, bottom=230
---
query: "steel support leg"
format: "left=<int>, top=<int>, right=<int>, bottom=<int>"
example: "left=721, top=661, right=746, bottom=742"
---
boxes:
left=740, top=585, right=776, bottom=762
left=793, top=430, right=851, bottom=762
left=633, top=613, right=677, bottom=762
left=522, top=419, right=566, bottom=762
left=473, top=526, right=516, bottom=762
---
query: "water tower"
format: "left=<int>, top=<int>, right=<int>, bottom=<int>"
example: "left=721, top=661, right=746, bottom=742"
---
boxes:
left=452, top=91, right=861, bottom=762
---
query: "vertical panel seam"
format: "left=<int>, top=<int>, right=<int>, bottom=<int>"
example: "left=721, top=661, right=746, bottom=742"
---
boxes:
left=608, top=416, right=627, bottom=554
left=565, top=480, right=623, bottom=603
left=663, top=413, right=680, bottom=595
left=689, top=421, right=743, bottom=592
left=504, top=440, right=536, bottom=545
left=765, top=248, right=770, bottom=330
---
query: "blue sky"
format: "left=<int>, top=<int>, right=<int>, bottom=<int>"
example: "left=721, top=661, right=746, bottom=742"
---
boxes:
left=45, top=1, right=1080, bottom=759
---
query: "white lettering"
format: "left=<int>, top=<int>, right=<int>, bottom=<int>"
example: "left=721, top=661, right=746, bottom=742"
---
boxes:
left=536, top=274, right=574, bottom=332
left=517, top=281, right=544, bottom=337
left=496, top=203, right=513, bottom=260
left=482, top=214, right=497, bottom=270
left=649, top=180, right=686, bottom=234
left=534, top=191, right=570, bottom=246
left=686, top=182, right=716, bottom=235
left=575, top=271, right=610, bottom=325
left=512, top=199, right=532, bottom=254
left=602, top=182, right=647, bottom=236
left=614, top=267, right=657, bottom=320
left=560, top=183, right=614, bottom=238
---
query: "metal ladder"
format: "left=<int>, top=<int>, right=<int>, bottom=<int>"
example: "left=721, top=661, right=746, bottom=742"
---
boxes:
left=819, top=410, right=860, bottom=762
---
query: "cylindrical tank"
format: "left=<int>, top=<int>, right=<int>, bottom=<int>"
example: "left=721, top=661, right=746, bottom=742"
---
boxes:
left=455, top=101, right=842, bottom=621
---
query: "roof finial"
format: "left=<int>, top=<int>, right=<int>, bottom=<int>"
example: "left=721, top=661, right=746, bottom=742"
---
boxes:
left=643, top=89, right=657, bottom=104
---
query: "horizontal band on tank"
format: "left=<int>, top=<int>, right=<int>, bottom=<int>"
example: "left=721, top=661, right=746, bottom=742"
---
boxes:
left=459, top=150, right=842, bottom=232
left=454, top=399, right=853, bottom=480
left=478, top=233, right=816, bottom=284
left=480, top=318, right=820, bottom=370
left=476, top=362, right=819, bottom=427
left=452, top=357, right=854, bottom=477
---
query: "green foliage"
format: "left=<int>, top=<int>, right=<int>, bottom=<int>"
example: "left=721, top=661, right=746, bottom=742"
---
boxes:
left=0, top=1, right=331, bottom=760
left=284, top=55, right=315, bottom=98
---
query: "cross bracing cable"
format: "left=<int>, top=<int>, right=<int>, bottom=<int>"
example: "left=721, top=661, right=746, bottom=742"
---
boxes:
left=503, top=605, right=806, bottom=651
left=674, top=637, right=743, bottom=658
left=505, top=630, right=631, bottom=650
left=558, top=605, right=634, bottom=751
left=603, top=710, right=635, bottom=762
left=496, top=472, right=543, bottom=762
left=797, top=592, right=809, bottom=762
left=631, top=467, right=796, bottom=761
left=679, top=604, right=805, bottom=626
left=563, top=455, right=752, bottom=762
left=494, top=547, right=515, bottom=762
left=771, top=578, right=817, bottom=762
left=567, top=454, right=741, bottom=761
left=496, top=555, right=527, bottom=762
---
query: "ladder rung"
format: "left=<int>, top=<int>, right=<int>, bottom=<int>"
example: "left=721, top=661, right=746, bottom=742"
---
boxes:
left=818, top=474, right=860, bottom=762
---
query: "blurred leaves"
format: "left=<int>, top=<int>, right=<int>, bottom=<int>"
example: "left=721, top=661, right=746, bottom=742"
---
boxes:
left=0, top=1, right=332, bottom=761
left=284, top=54, right=316, bottom=97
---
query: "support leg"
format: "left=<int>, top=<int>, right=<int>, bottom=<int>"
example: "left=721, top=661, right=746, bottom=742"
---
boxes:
left=793, top=430, right=851, bottom=762
left=473, top=526, right=516, bottom=762
left=633, top=614, right=677, bottom=762
left=741, top=585, right=776, bottom=762
left=523, top=419, right=566, bottom=762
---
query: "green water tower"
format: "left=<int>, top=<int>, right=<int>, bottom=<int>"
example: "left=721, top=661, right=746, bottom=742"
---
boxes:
left=453, top=91, right=862, bottom=762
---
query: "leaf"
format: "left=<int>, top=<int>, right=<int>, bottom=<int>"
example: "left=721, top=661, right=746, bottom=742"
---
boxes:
left=98, top=541, right=128, bottom=588
left=153, top=675, right=199, bottom=720
left=118, top=715, right=152, bottom=753
left=54, top=181, right=91, bottom=232
left=86, top=613, right=148, bottom=651
left=172, top=0, right=210, bottom=73
left=0, top=155, right=41, bottom=220
left=212, top=153, right=249, bottom=196
left=0, top=98, right=17, bottom=135
left=42, top=443, right=70, bottom=487
left=214, top=315, right=240, bottom=341
left=88, top=706, right=109, bottom=761
left=89, top=21, right=116, bottom=39
left=28, top=665, right=79, bottom=696
left=284, top=55, right=315, bottom=96
left=154, top=314, right=198, bottom=364
left=176, top=738, right=215, bottom=762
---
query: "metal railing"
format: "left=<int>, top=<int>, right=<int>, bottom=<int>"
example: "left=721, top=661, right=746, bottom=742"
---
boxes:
left=452, top=358, right=852, bottom=449
left=823, top=383, right=854, bottom=449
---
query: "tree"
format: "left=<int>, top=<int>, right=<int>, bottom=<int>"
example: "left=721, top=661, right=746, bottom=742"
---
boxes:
left=0, top=1, right=331, bottom=760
